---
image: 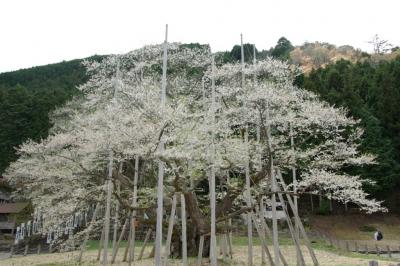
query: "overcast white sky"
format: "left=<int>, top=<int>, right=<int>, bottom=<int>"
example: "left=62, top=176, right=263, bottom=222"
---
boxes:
left=1, top=0, right=399, bottom=73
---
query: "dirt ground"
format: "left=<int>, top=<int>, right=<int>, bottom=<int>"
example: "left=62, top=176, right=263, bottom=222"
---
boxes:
left=0, top=245, right=399, bottom=266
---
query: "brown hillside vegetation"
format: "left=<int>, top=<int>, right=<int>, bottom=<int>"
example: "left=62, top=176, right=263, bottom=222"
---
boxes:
left=290, top=42, right=400, bottom=73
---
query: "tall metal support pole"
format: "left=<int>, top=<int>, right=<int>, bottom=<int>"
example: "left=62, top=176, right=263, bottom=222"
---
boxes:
left=103, top=152, right=114, bottom=266
left=155, top=24, right=168, bottom=266
left=266, top=102, right=280, bottom=266
left=290, top=124, right=298, bottom=217
left=226, top=172, right=233, bottom=257
left=277, top=171, right=319, bottom=266
left=253, top=43, right=266, bottom=264
left=209, top=54, right=218, bottom=266
left=241, top=33, right=253, bottom=266
left=271, top=168, right=280, bottom=266
left=128, top=155, right=140, bottom=265
left=181, top=193, right=188, bottom=266
left=290, top=123, right=301, bottom=265
left=112, top=165, right=121, bottom=258
left=163, top=194, right=177, bottom=266
left=102, top=61, right=121, bottom=266
left=253, top=44, right=257, bottom=84
left=245, top=127, right=253, bottom=266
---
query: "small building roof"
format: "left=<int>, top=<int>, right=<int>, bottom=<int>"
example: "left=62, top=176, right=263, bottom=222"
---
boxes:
left=0, top=202, right=29, bottom=214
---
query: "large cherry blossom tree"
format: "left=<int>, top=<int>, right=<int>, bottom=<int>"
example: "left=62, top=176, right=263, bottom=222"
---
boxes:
left=5, top=43, right=385, bottom=256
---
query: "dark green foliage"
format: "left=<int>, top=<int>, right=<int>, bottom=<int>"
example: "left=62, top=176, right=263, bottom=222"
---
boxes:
left=300, top=57, right=400, bottom=200
left=215, top=37, right=294, bottom=64
left=270, top=37, right=294, bottom=60
left=216, top=43, right=258, bottom=64
left=0, top=56, right=104, bottom=173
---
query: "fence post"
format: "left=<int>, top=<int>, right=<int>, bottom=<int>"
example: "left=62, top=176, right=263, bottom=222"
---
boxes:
left=368, top=261, right=378, bottom=266
left=375, top=244, right=380, bottom=256
left=37, top=243, right=41, bottom=254
left=345, top=241, right=350, bottom=252
left=49, top=243, right=53, bottom=253
left=365, top=244, right=368, bottom=254
left=354, top=241, right=358, bottom=253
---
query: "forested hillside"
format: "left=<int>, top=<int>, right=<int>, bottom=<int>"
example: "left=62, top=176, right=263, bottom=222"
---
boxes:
left=0, top=42, right=399, bottom=209
left=298, top=58, right=400, bottom=201
left=0, top=56, right=103, bottom=173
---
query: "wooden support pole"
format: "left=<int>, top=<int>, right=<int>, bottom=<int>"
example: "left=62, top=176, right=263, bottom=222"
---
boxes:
left=181, top=193, right=188, bottom=266
left=260, top=199, right=266, bottom=265
left=102, top=63, right=120, bottom=265
left=251, top=212, right=274, bottom=265
left=276, top=193, right=306, bottom=266
left=111, top=217, right=129, bottom=264
left=103, top=155, right=114, bottom=266
left=271, top=170, right=280, bottom=266
left=253, top=44, right=264, bottom=265
left=111, top=180, right=121, bottom=258
left=290, top=123, right=301, bottom=265
left=346, top=241, right=350, bottom=252
left=196, top=235, right=205, bottom=266
left=138, top=228, right=152, bottom=260
left=123, top=223, right=132, bottom=262
left=226, top=225, right=233, bottom=258
left=163, top=194, right=177, bottom=266
left=365, top=244, right=368, bottom=254
left=49, top=243, right=53, bottom=254
left=254, top=206, right=288, bottom=266
left=226, top=172, right=233, bottom=258
left=128, top=155, right=140, bottom=266
left=78, top=203, right=100, bottom=262
left=376, top=244, right=380, bottom=256
left=37, top=244, right=41, bottom=254
left=149, top=242, right=156, bottom=258
left=355, top=241, right=358, bottom=253
left=127, top=219, right=135, bottom=266
left=241, top=33, right=253, bottom=266
left=97, top=226, right=105, bottom=261
left=209, top=54, right=217, bottom=266
left=155, top=24, right=168, bottom=266
left=221, top=234, right=228, bottom=260
left=277, top=171, right=319, bottom=266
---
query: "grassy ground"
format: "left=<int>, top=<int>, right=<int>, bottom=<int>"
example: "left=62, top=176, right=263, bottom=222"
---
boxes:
left=310, top=214, right=400, bottom=246
left=1, top=237, right=400, bottom=266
